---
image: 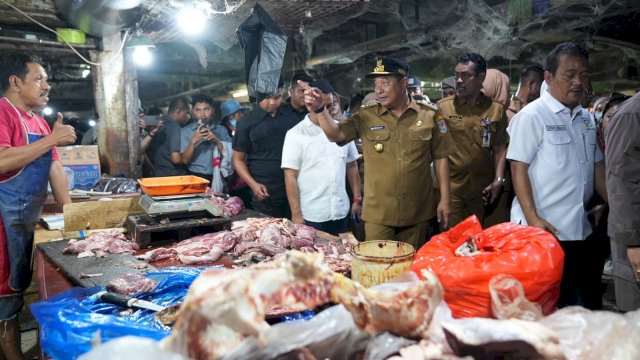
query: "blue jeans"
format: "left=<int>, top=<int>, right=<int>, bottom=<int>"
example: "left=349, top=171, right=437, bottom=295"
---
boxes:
left=305, top=217, right=348, bottom=236
left=0, top=294, right=23, bottom=320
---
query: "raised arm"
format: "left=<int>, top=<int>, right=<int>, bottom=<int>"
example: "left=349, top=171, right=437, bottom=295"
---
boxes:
left=298, top=80, right=347, bottom=143
left=0, top=112, right=75, bottom=174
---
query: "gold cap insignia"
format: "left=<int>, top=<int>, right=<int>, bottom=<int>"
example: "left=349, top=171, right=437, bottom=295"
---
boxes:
left=374, top=58, right=385, bottom=73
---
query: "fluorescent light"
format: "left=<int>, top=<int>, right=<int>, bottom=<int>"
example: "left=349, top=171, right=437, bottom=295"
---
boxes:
left=178, top=4, right=207, bottom=36
left=133, top=46, right=152, bottom=66
left=43, top=106, right=53, bottom=115
left=88, top=120, right=96, bottom=127
left=232, top=89, right=248, bottom=98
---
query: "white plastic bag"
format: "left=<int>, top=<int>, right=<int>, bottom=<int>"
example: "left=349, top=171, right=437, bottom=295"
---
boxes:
left=211, top=141, right=232, bottom=193
left=78, top=336, right=187, bottom=360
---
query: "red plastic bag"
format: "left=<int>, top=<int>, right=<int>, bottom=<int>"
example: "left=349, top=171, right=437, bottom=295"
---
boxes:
left=410, top=216, right=564, bottom=318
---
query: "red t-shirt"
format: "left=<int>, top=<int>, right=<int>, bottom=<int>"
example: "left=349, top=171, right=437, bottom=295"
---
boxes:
left=0, top=97, right=60, bottom=294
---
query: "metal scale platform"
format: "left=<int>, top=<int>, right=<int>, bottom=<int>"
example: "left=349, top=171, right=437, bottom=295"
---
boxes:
left=127, top=193, right=230, bottom=247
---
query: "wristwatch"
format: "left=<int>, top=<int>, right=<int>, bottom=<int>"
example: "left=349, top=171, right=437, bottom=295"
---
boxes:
left=313, top=105, right=325, bottom=114
left=495, top=176, right=506, bottom=184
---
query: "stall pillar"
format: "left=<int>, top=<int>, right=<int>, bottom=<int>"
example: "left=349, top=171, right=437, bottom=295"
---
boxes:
left=90, top=33, right=142, bottom=178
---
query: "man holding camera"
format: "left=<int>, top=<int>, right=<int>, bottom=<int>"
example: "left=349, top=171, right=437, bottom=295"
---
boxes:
left=181, top=94, right=232, bottom=183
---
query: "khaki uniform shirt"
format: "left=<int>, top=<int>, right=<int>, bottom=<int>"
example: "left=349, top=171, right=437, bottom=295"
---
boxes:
left=436, top=95, right=508, bottom=196
left=606, top=92, right=640, bottom=247
left=338, top=99, right=455, bottom=226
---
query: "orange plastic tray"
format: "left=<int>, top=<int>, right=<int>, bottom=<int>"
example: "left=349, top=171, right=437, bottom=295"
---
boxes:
left=137, top=176, right=210, bottom=196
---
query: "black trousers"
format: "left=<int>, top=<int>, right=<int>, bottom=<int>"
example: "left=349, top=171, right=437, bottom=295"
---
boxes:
left=251, top=196, right=291, bottom=219
left=305, top=217, right=348, bottom=236
left=558, top=235, right=608, bottom=310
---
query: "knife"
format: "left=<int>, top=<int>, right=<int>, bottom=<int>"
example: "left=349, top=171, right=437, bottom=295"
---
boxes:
left=96, top=291, right=166, bottom=312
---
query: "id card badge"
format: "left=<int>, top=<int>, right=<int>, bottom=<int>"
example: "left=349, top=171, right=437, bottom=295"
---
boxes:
left=482, top=128, right=491, bottom=148
left=480, top=118, right=492, bottom=148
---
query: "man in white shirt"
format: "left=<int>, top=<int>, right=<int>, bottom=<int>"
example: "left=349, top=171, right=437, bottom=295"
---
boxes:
left=507, top=42, right=607, bottom=307
left=282, top=80, right=362, bottom=235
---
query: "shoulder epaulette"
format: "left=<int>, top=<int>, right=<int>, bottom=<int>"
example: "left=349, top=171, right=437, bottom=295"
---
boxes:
left=416, top=99, right=438, bottom=111
left=360, top=101, right=379, bottom=109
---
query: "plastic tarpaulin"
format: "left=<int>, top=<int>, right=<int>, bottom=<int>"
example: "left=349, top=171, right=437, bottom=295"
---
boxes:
left=30, top=267, right=210, bottom=360
left=236, top=4, right=287, bottom=103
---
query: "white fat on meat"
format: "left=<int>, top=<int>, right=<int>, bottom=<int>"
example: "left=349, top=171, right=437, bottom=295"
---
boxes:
left=163, top=251, right=444, bottom=360
left=62, top=230, right=138, bottom=258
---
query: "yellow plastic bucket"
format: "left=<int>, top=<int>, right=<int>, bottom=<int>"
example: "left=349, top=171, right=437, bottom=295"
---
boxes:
left=350, top=240, right=415, bottom=288
left=56, top=28, right=86, bottom=44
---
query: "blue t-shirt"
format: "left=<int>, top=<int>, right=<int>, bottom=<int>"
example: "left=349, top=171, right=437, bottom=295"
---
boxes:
left=180, top=121, right=232, bottom=174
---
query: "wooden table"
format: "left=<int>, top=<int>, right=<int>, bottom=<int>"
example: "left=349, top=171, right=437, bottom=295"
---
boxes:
left=35, top=209, right=265, bottom=299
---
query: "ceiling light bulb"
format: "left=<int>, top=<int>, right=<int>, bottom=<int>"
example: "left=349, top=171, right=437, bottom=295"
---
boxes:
left=178, top=5, right=207, bottom=36
left=305, top=9, right=312, bottom=18
left=88, top=120, right=96, bottom=127
left=81, top=69, right=91, bottom=78
left=43, top=106, right=53, bottom=116
left=133, top=46, right=152, bottom=66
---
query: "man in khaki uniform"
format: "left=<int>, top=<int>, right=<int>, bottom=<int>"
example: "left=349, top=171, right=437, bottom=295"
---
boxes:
left=437, top=52, right=508, bottom=227
left=299, top=57, right=455, bottom=248
left=606, top=91, right=640, bottom=311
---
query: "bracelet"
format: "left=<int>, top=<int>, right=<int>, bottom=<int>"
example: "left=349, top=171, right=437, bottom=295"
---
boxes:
left=313, top=105, right=325, bottom=114
left=353, top=196, right=362, bottom=205
left=495, top=176, right=506, bottom=184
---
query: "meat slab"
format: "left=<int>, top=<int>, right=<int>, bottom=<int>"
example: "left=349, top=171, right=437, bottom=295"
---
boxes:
left=161, top=251, right=443, bottom=360
left=106, top=273, right=158, bottom=296
left=62, top=230, right=139, bottom=258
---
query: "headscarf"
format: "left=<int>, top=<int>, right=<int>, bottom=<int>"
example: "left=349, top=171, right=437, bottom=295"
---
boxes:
left=482, top=69, right=510, bottom=105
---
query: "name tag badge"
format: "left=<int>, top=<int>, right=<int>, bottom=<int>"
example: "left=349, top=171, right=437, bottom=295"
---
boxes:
left=448, top=115, right=463, bottom=120
left=370, top=125, right=385, bottom=131
left=545, top=124, right=566, bottom=131
left=482, top=129, right=491, bottom=148
left=582, top=113, right=595, bottom=130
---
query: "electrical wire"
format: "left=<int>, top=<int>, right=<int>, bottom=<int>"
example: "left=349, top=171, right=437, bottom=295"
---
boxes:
left=0, top=0, right=130, bottom=66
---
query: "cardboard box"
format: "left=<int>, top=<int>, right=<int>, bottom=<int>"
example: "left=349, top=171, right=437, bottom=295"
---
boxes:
left=56, top=145, right=100, bottom=190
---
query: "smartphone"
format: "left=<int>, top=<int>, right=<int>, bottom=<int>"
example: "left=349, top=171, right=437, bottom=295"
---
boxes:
left=143, top=115, right=162, bottom=126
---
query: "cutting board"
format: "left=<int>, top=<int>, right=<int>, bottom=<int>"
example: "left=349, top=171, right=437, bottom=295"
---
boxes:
left=63, top=197, right=145, bottom=231
left=37, top=240, right=156, bottom=288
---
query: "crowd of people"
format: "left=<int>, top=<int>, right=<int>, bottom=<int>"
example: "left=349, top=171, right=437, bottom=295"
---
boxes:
left=139, top=42, right=640, bottom=315
left=1, top=39, right=639, bottom=358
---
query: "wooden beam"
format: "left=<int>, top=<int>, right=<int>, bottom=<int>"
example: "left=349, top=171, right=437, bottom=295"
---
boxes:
left=90, top=34, right=132, bottom=177
left=0, top=1, right=69, bottom=28
left=123, top=47, right=142, bottom=179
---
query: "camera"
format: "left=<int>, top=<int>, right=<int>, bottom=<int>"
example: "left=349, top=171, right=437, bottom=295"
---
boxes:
left=143, top=115, right=162, bottom=126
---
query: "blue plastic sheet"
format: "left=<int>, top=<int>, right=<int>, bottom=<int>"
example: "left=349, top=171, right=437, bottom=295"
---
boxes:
left=31, top=266, right=213, bottom=360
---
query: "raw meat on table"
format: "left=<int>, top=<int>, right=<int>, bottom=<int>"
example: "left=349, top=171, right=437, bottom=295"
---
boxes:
left=106, top=273, right=158, bottom=296
left=162, top=251, right=443, bottom=360
left=62, top=230, right=139, bottom=258
left=139, top=217, right=339, bottom=268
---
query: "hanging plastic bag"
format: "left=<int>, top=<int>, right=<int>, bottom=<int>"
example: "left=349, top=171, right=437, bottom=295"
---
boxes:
left=210, top=142, right=230, bottom=193
left=410, top=216, right=564, bottom=318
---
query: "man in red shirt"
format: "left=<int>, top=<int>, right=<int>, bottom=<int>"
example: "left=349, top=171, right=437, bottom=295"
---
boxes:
left=0, top=54, right=76, bottom=359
